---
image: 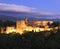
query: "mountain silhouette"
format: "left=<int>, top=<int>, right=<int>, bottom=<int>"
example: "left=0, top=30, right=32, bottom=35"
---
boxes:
left=0, top=10, right=60, bottom=21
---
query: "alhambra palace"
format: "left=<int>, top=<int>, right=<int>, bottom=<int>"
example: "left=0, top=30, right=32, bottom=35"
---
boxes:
left=1, top=18, right=58, bottom=34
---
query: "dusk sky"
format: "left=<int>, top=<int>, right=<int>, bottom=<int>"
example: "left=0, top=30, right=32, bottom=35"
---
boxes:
left=0, top=0, right=60, bottom=14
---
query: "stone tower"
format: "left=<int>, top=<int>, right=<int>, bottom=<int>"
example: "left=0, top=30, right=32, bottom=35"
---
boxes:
left=16, top=20, right=27, bottom=34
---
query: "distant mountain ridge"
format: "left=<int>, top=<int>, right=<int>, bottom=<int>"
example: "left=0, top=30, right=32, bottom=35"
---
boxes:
left=0, top=10, right=60, bottom=22
left=0, top=15, right=17, bottom=21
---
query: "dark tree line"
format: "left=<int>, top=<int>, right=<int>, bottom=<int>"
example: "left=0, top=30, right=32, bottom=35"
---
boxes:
left=0, top=20, right=16, bottom=27
left=0, top=30, right=60, bottom=49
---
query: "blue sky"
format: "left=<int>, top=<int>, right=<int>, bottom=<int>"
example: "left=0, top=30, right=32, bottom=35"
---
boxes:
left=0, top=0, right=60, bottom=14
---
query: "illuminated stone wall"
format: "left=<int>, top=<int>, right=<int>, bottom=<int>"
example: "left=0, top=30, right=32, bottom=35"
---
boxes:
left=5, top=20, right=53, bottom=34
left=6, top=26, right=16, bottom=34
left=16, top=20, right=27, bottom=34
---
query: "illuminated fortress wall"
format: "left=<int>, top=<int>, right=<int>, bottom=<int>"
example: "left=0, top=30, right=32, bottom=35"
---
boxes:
left=6, top=26, right=16, bottom=34
left=16, top=20, right=27, bottom=34
left=5, top=18, right=53, bottom=34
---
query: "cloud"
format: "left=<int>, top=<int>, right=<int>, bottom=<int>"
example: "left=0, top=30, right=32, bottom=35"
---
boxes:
left=0, top=3, right=54, bottom=15
left=39, top=11, right=54, bottom=15
left=0, top=3, right=37, bottom=13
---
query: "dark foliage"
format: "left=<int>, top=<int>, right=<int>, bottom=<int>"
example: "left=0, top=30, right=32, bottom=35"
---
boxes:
left=0, top=20, right=16, bottom=27
left=0, top=30, right=60, bottom=49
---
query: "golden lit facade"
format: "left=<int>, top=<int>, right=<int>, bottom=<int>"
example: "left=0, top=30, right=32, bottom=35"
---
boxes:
left=2, top=18, right=53, bottom=34
left=6, top=26, right=16, bottom=34
left=16, top=20, right=27, bottom=34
